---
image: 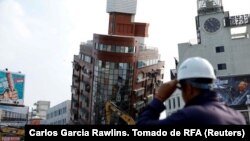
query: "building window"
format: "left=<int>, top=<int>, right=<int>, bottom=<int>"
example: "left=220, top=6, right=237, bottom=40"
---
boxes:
left=63, top=107, right=66, bottom=113
left=168, top=100, right=171, bottom=110
left=173, top=98, right=176, bottom=109
left=216, top=46, right=224, bottom=53
left=177, top=97, right=180, bottom=108
left=84, top=55, right=92, bottom=63
left=96, top=44, right=135, bottom=53
left=218, top=63, right=227, bottom=70
left=137, top=59, right=159, bottom=68
left=93, top=60, right=134, bottom=124
left=230, top=26, right=249, bottom=40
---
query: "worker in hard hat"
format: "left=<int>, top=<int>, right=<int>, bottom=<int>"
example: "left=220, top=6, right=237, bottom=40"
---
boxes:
left=137, top=57, right=246, bottom=125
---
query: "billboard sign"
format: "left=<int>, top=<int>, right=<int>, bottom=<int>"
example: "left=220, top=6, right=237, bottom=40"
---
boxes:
left=0, top=70, right=25, bottom=105
left=0, top=105, right=28, bottom=127
left=214, top=75, right=250, bottom=106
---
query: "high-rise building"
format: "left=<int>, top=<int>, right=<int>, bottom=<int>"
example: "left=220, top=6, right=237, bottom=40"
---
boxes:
left=166, top=0, right=250, bottom=123
left=71, top=41, right=94, bottom=124
left=71, top=0, right=165, bottom=124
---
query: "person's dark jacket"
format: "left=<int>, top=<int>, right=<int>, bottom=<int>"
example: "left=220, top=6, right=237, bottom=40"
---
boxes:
left=137, top=91, right=246, bottom=125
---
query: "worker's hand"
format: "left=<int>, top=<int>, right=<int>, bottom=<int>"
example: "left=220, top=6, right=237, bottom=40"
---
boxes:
left=155, top=80, right=178, bottom=102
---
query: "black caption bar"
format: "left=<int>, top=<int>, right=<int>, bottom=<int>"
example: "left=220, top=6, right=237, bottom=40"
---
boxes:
left=25, top=125, right=250, bottom=140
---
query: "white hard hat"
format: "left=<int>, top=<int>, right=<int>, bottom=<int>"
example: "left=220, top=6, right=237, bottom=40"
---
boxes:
left=177, top=57, right=216, bottom=81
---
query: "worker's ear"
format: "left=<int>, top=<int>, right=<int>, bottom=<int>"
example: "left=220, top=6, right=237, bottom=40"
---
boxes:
left=188, top=84, right=200, bottom=98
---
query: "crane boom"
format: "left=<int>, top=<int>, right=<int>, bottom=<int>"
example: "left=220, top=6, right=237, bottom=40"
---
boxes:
left=105, top=101, right=135, bottom=125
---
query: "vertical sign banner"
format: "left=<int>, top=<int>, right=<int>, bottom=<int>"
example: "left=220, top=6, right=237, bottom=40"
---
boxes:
left=0, top=70, right=25, bottom=105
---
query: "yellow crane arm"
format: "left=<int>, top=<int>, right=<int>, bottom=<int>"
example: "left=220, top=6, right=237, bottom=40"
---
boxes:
left=105, top=101, right=135, bottom=125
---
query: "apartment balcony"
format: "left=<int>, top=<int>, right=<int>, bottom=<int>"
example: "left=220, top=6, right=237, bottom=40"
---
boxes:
left=137, top=77, right=149, bottom=83
left=133, top=101, right=145, bottom=111
left=139, top=45, right=158, bottom=52
left=72, top=93, right=79, bottom=101
left=133, top=87, right=145, bottom=97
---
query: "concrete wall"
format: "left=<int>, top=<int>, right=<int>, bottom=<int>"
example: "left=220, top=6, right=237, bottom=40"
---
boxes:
left=106, top=0, right=137, bottom=14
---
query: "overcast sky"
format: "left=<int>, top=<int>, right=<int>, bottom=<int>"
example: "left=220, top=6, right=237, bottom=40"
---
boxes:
left=0, top=0, right=249, bottom=108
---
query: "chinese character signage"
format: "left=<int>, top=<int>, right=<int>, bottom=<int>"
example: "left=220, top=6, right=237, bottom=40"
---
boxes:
left=225, top=14, right=250, bottom=27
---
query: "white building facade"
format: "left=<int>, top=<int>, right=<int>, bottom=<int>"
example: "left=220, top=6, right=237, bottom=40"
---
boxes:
left=166, top=0, right=250, bottom=122
left=42, top=100, right=71, bottom=125
left=32, top=101, right=50, bottom=120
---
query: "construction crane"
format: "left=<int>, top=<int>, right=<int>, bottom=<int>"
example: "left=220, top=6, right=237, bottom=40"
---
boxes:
left=105, top=101, right=135, bottom=125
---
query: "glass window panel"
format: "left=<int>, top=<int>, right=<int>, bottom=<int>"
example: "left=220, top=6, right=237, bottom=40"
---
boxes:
left=114, top=69, right=119, bottom=74
left=113, top=74, right=118, bottom=81
left=118, top=71, right=123, bottom=77
left=114, top=74, right=118, bottom=80
left=169, top=100, right=172, bottom=109
left=109, top=79, right=113, bottom=85
left=109, top=85, right=112, bottom=90
left=111, top=45, right=116, bottom=52
left=104, top=78, right=109, bottom=84
left=119, top=63, right=124, bottom=69
left=123, top=70, right=127, bottom=75
left=128, top=47, right=134, bottom=53
left=123, top=74, right=126, bottom=80
left=106, top=62, right=110, bottom=69
left=103, top=44, right=107, bottom=51
left=110, top=62, right=114, bottom=69
left=100, top=73, right=103, bottom=78
left=109, top=74, right=113, bottom=79
left=99, top=44, right=103, bottom=51
left=116, top=46, right=121, bottom=52
left=104, top=73, right=109, bottom=78
left=115, top=63, right=119, bottom=69
left=123, top=63, right=128, bottom=69
left=101, top=68, right=106, bottom=72
left=107, top=45, right=111, bottom=51
left=109, top=69, right=114, bottom=74
left=120, top=46, right=125, bottom=53
left=95, top=43, right=98, bottom=49
left=125, top=47, right=128, bottom=53
left=98, top=60, right=102, bottom=67
left=108, top=91, right=112, bottom=95
left=177, top=97, right=180, bottom=108
left=102, top=61, right=106, bottom=68
left=173, top=98, right=176, bottom=109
